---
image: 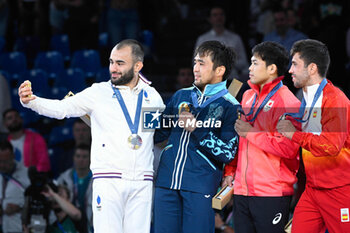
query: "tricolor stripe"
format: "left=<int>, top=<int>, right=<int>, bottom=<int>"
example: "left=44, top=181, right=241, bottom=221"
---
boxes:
left=139, top=73, right=152, bottom=85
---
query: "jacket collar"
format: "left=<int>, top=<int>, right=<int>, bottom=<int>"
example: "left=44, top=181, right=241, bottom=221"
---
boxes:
left=194, top=80, right=227, bottom=96
left=248, top=76, right=284, bottom=96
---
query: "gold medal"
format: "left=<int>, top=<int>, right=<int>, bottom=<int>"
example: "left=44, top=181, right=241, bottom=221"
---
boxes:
left=127, top=134, right=142, bottom=150
left=178, top=102, right=190, bottom=115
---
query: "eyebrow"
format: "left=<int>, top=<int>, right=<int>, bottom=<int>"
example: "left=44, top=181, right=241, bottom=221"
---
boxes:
left=109, top=58, right=126, bottom=63
left=194, top=58, right=204, bottom=63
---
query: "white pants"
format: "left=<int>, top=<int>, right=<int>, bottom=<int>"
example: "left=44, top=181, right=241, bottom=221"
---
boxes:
left=92, top=178, right=153, bottom=233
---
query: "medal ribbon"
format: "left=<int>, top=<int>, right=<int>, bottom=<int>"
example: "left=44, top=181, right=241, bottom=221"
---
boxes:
left=191, top=89, right=228, bottom=112
left=246, top=81, right=283, bottom=123
left=283, top=78, right=327, bottom=122
left=111, top=84, right=143, bottom=135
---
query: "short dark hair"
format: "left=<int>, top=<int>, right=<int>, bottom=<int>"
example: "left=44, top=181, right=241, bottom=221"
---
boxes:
left=2, top=108, right=19, bottom=119
left=0, top=140, right=13, bottom=152
left=115, top=39, right=144, bottom=63
left=194, top=40, right=236, bottom=80
left=74, top=143, right=91, bottom=154
left=290, top=39, right=330, bottom=77
left=209, top=5, right=226, bottom=17
left=252, top=41, right=289, bottom=77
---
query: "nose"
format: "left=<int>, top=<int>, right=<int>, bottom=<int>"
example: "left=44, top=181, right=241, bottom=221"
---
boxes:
left=248, top=64, right=253, bottom=71
left=110, top=63, right=119, bottom=72
left=193, top=63, right=199, bottom=72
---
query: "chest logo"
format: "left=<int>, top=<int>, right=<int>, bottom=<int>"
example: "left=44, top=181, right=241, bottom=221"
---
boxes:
left=263, top=100, right=274, bottom=112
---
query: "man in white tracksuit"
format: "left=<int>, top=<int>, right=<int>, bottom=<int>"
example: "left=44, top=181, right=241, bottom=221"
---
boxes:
left=18, top=39, right=165, bottom=233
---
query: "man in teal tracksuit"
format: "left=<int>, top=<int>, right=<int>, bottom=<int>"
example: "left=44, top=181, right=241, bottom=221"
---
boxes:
left=154, top=40, right=241, bottom=233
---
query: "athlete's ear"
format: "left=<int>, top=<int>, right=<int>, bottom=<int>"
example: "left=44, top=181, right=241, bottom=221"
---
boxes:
left=134, top=61, right=143, bottom=72
left=215, top=65, right=226, bottom=77
left=308, top=63, right=318, bottom=75
left=267, top=64, right=277, bottom=75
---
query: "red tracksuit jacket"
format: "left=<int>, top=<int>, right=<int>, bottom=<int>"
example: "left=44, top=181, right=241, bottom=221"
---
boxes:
left=292, top=80, right=350, bottom=189
left=224, top=76, right=301, bottom=196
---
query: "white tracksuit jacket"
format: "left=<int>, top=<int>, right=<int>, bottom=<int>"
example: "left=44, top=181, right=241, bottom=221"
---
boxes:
left=22, top=78, right=165, bottom=180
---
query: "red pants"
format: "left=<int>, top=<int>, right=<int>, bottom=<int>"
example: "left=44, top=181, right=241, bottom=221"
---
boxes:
left=292, top=184, right=350, bottom=233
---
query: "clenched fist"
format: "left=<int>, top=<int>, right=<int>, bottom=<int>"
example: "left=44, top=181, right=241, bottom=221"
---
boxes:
left=18, top=80, right=36, bottom=104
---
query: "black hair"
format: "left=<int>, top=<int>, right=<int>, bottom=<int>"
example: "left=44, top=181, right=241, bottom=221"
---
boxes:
left=0, top=140, right=13, bottom=152
left=74, top=143, right=91, bottom=154
left=2, top=108, right=19, bottom=119
left=290, top=39, right=330, bottom=77
left=194, top=40, right=236, bottom=80
left=252, top=41, right=289, bottom=77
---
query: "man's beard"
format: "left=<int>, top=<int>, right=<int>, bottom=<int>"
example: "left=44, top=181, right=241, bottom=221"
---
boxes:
left=7, top=123, right=22, bottom=133
left=111, top=68, right=135, bottom=86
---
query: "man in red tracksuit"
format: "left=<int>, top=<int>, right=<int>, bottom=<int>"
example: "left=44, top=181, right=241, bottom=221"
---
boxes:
left=277, top=39, right=350, bottom=233
left=223, top=41, right=301, bottom=233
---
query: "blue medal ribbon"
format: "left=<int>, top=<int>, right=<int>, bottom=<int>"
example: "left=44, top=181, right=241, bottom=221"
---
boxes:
left=246, top=81, right=283, bottom=123
left=191, top=89, right=228, bottom=113
left=283, top=78, right=327, bottom=122
left=111, top=84, right=143, bottom=135
left=57, top=222, right=67, bottom=233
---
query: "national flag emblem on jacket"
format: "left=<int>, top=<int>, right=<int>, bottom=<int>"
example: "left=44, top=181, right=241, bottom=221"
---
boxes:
left=341, top=208, right=349, bottom=222
left=263, top=100, right=274, bottom=112
left=313, top=110, right=317, bottom=118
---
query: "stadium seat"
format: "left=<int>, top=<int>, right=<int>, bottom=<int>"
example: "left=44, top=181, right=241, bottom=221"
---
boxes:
left=55, top=68, right=86, bottom=93
left=48, top=124, right=74, bottom=146
left=70, top=49, right=101, bottom=78
left=0, top=51, right=27, bottom=79
left=50, top=34, right=71, bottom=62
left=13, top=36, right=40, bottom=66
left=95, top=67, right=109, bottom=83
left=19, top=109, right=41, bottom=128
left=49, top=86, right=69, bottom=99
left=9, top=87, right=21, bottom=109
left=34, top=51, right=65, bottom=79
left=18, top=69, right=50, bottom=96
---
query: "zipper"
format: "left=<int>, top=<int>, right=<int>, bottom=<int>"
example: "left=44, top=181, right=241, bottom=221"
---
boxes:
left=245, top=141, right=249, bottom=195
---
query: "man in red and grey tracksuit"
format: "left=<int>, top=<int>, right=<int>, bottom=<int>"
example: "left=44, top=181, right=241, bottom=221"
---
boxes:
left=278, top=39, right=350, bottom=233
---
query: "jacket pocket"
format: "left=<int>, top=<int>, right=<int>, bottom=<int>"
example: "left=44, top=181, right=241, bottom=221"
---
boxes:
left=196, top=150, right=216, bottom=170
left=159, top=144, right=173, bottom=161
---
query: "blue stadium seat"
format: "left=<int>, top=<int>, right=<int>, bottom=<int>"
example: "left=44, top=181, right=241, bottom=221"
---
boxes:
left=99, top=32, right=108, bottom=48
left=9, top=87, right=21, bottom=109
left=0, top=51, right=27, bottom=79
left=50, top=34, right=71, bottom=62
left=14, top=36, right=40, bottom=66
left=70, top=49, right=101, bottom=78
left=48, top=124, right=74, bottom=146
left=34, top=51, right=65, bottom=79
left=55, top=68, right=86, bottom=93
left=49, top=86, right=69, bottom=99
left=19, top=109, right=41, bottom=127
left=96, top=67, right=110, bottom=83
left=18, top=69, right=50, bottom=96
left=0, top=70, right=10, bottom=82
